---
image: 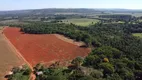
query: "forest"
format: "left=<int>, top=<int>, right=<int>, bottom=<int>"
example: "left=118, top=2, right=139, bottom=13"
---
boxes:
left=8, top=20, right=142, bottom=80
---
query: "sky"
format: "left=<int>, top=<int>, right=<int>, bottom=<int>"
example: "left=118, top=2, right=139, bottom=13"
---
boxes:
left=0, top=0, right=142, bottom=11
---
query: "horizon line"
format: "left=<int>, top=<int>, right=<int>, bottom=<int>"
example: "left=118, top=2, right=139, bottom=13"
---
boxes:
left=0, top=8, right=142, bottom=12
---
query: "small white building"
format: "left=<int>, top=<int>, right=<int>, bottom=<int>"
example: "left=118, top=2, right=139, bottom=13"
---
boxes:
left=8, top=71, right=13, bottom=75
left=36, top=71, right=43, bottom=75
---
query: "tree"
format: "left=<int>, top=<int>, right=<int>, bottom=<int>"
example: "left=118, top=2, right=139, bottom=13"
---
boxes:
left=22, top=65, right=32, bottom=75
left=84, top=55, right=101, bottom=67
left=99, top=63, right=114, bottom=75
left=92, top=46, right=121, bottom=59
left=72, top=56, right=84, bottom=67
left=78, top=76, right=95, bottom=80
left=90, top=69, right=103, bottom=78
left=34, top=63, right=45, bottom=72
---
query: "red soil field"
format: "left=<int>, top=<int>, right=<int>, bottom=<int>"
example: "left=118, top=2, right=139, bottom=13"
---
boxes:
left=3, top=27, right=91, bottom=66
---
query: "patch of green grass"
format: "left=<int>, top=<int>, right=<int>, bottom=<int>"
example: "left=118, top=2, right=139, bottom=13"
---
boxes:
left=138, top=19, right=142, bottom=22
left=62, top=18, right=99, bottom=26
left=133, top=33, right=142, bottom=38
left=0, top=27, right=4, bottom=30
left=132, top=13, right=142, bottom=17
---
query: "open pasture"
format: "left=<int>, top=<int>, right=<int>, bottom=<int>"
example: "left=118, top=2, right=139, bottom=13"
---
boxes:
left=62, top=18, right=99, bottom=26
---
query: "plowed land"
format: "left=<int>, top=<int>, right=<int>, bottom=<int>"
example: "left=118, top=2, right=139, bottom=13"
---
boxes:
left=4, top=27, right=90, bottom=66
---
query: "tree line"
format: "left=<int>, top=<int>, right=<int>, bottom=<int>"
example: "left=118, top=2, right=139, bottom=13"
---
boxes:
left=8, top=21, right=142, bottom=80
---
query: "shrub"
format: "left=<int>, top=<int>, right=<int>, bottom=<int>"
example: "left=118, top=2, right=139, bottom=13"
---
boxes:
left=99, top=63, right=114, bottom=75
left=90, top=69, right=103, bottom=78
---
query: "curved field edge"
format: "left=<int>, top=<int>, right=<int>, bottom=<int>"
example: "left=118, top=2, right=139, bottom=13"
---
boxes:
left=3, top=27, right=91, bottom=67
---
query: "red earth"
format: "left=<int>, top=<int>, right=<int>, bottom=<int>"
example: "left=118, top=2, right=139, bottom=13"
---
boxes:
left=3, top=27, right=91, bottom=67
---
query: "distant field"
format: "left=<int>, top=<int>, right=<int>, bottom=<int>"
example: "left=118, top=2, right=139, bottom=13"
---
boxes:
left=0, top=20, right=29, bottom=25
left=132, top=13, right=142, bottom=17
left=138, top=19, right=142, bottom=22
left=0, top=27, right=4, bottom=29
left=133, top=33, right=142, bottom=38
left=128, top=13, right=142, bottom=17
left=62, top=18, right=99, bottom=26
left=111, top=13, right=142, bottom=17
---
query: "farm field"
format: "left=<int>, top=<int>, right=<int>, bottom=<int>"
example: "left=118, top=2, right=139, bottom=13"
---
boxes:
left=133, top=33, right=142, bottom=38
left=62, top=18, right=99, bottom=26
left=132, top=13, right=142, bottom=17
left=0, top=20, right=29, bottom=25
left=138, top=19, right=142, bottom=22
left=110, top=13, right=142, bottom=17
left=3, top=27, right=91, bottom=67
left=0, top=28, right=24, bottom=80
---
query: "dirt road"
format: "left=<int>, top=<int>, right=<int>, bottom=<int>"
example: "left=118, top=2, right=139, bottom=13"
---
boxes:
left=0, top=28, right=24, bottom=80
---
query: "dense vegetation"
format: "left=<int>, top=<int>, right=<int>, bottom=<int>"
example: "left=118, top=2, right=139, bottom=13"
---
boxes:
left=8, top=20, right=142, bottom=80
left=127, top=22, right=142, bottom=33
left=5, top=65, right=31, bottom=80
left=99, top=15, right=133, bottom=22
left=99, top=15, right=132, bottom=19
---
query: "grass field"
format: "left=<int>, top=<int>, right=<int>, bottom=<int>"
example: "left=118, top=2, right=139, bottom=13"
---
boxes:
left=0, top=27, right=3, bottom=30
left=132, top=13, right=142, bottom=17
left=0, top=20, right=29, bottom=26
left=111, top=13, right=142, bottom=17
left=0, top=29, right=24, bottom=80
left=62, top=18, right=99, bottom=26
left=138, top=19, right=142, bottom=22
left=133, top=33, right=142, bottom=38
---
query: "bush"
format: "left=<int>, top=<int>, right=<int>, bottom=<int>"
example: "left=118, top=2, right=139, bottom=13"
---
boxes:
left=84, top=55, right=101, bottom=67
left=90, top=69, right=103, bottom=78
left=106, top=73, right=122, bottom=80
left=119, top=68, right=134, bottom=80
left=78, top=76, right=95, bottom=80
left=72, top=56, right=84, bottom=67
left=99, top=63, right=114, bottom=75
left=46, top=75, right=67, bottom=80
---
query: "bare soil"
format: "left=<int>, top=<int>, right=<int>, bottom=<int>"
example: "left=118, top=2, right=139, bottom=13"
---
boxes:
left=54, top=34, right=85, bottom=46
left=0, top=28, right=24, bottom=80
left=4, top=27, right=91, bottom=67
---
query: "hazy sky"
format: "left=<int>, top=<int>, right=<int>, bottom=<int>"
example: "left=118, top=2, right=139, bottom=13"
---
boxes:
left=0, top=0, right=142, bottom=11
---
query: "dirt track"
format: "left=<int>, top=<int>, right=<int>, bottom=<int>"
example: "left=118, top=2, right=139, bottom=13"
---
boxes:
left=0, top=28, right=24, bottom=80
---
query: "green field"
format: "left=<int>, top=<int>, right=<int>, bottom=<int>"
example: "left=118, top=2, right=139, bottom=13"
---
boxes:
left=62, top=18, right=99, bottom=26
left=112, top=13, right=142, bottom=17
left=132, top=13, right=142, bottom=17
left=133, top=33, right=142, bottom=38
left=138, top=19, right=142, bottom=22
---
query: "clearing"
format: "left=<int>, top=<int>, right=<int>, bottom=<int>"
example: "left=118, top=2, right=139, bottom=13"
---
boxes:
left=133, top=33, right=142, bottom=38
left=62, top=18, right=99, bottom=26
left=4, top=27, right=91, bottom=67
